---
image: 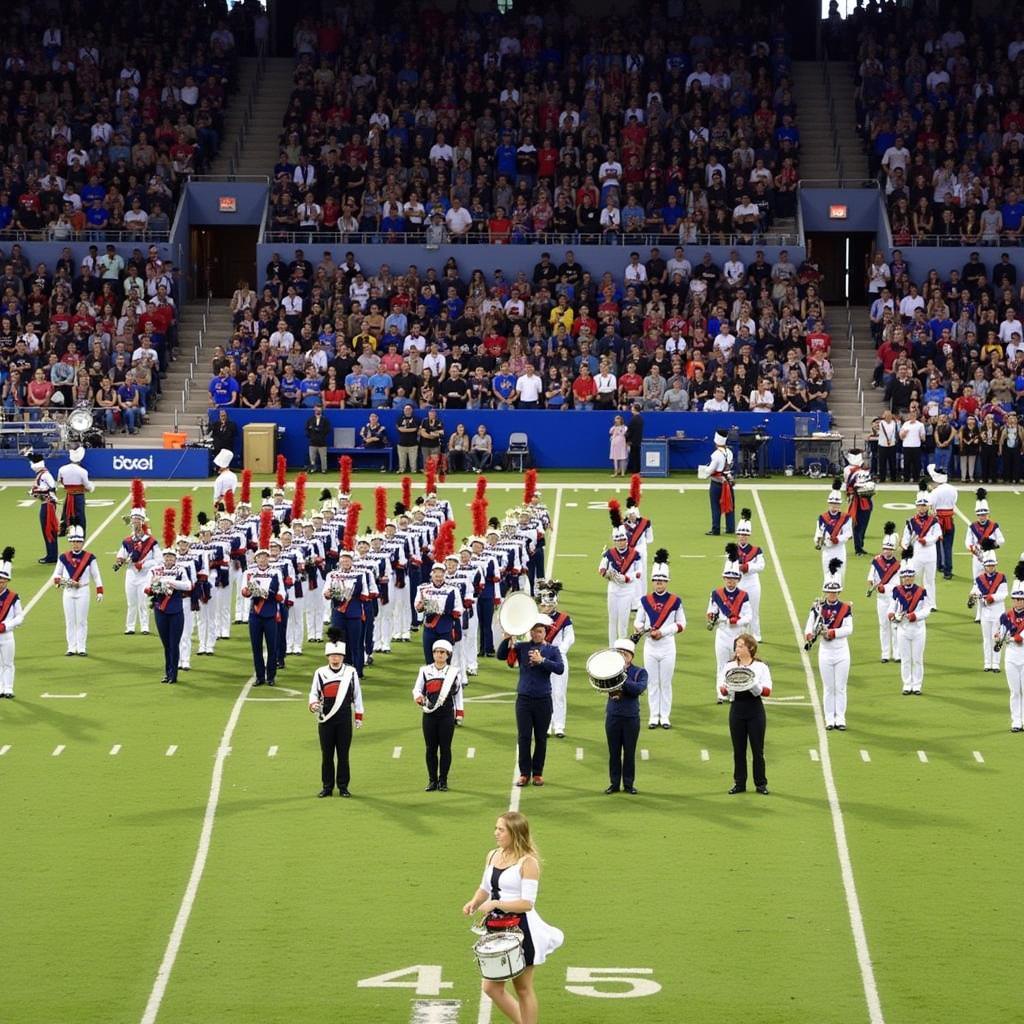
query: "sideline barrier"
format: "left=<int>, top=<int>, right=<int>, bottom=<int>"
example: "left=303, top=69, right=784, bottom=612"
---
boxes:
left=1, top=447, right=210, bottom=480
left=212, top=410, right=831, bottom=472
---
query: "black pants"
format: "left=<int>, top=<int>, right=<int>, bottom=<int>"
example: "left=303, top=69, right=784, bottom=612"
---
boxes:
left=477, top=595, right=495, bottom=655
left=729, top=694, right=767, bottom=789
left=155, top=609, right=183, bottom=681
left=902, top=448, right=921, bottom=482
left=979, top=444, right=999, bottom=482
left=318, top=711, right=352, bottom=790
left=1003, top=445, right=1021, bottom=483
left=39, top=502, right=58, bottom=562
left=852, top=505, right=872, bottom=555
left=606, top=715, right=640, bottom=788
left=515, top=694, right=552, bottom=777
left=877, top=446, right=897, bottom=482
left=422, top=706, right=456, bottom=784
left=627, top=443, right=641, bottom=474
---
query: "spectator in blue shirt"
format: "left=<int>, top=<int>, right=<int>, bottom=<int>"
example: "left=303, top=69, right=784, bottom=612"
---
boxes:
left=85, top=199, right=110, bottom=229
left=661, top=195, right=685, bottom=230
left=117, top=378, right=143, bottom=432
left=0, top=193, right=13, bottom=230
left=318, top=323, right=338, bottom=355
left=492, top=362, right=517, bottom=410
left=368, top=369, right=393, bottom=408
left=495, top=133, right=518, bottom=178
left=299, top=367, right=323, bottom=407
left=208, top=365, right=239, bottom=407
left=1001, top=189, right=1024, bottom=237
left=278, top=366, right=301, bottom=407
left=345, top=370, right=369, bottom=407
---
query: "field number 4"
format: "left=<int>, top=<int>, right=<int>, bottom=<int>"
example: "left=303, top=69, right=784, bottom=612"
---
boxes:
left=565, top=967, right=661, bottom=999
left=357, top=965, right=453, bottom=995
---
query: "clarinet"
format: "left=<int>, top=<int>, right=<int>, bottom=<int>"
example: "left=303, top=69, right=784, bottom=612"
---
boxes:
left=705, top=610, right=720, bottom=631
left=994, top=628, right=1009, bottom=654
left=803, top=601, right=825, bottom=650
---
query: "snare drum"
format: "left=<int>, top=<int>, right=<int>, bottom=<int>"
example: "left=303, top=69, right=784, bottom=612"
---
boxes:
left=473, top=929, right=527, bottom=981
left=586, top=648, right=627, bottom=694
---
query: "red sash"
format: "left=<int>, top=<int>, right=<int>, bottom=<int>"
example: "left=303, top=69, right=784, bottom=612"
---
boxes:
left=872, top=557, right=900, bottom=587
left=935, top=509, right=955, bottom=534
left=737, top=544, right=761, bottom=571
left=608, top=548, right=639, bottom=574
left=627, top=518, right=651, bottom=547
left=896, top=585, right=925, bottom=614
left=717, top=478, right=734, bottom=515
left=911, top=514, right=938, bottom=539
left=1005, top=609, right=1024, bottom=642
left=132, top=535, right=157, bottom=566
left=43, top=501, right=59, bottom=541
left=63, top=551, right=95, bottom=583
left=822, top=602, right=851, bottom=630
left=978, top=573, right=1006, bottom=597
left=0, top=588, right=17, bottom=623
left=971, top=520, right=996, bottom=544
left=713, top=587, right=746, bottom=619
left=820, top=512, right=849, bottom=544
left=642, top=593, right=681, bottom=631
left=545, top=611, right=570, bottom=643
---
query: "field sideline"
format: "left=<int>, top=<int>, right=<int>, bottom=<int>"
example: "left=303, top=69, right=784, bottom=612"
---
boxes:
left=1, top=472, right=1022, bottom=1024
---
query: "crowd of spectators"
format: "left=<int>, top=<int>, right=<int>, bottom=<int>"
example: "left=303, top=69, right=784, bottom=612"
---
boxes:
left=266, top=6, right=801, bottom=245
left=867, top=248, right=1024, bottom=483
left=842, top=2, right=1024, bottom=246
left=206, top=244, right=834, bottom=419
left=0, top=243, right=179, bottom=434
left=0, top=0, right=256, bottom=241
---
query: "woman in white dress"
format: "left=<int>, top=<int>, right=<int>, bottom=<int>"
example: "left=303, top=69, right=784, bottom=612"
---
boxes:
left=462, top=812, right=563, bottom=1024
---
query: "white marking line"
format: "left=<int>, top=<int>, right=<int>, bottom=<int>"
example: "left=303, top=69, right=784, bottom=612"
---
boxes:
left=700, top=748, right=709, bottom=762
left=40, top=692, right=87, bottom=699
left=973, top=751, right=985, bottom=764
left=575, top=747, right=584, bottom=761
left=52, top=744, right=65, bottom=757
left=467, top=747, right=476, bottom=759
left=917, top=750, right=928, bottom=763
left=640, top=748, right=649, bottom=761
left=392, top=746, right=402, bottom=759
left=565, top=501, right=578, bottom=507
left=268, top=745, right=278, bottom=758
left=860, top=749, right=871, bottom=763
left=110, top=744, right=122, bottom=756
left=0, top=743, right=10, bottom=756
left=165, top=745, right=178, bottom=757
left=139, top=675, right=256, bottom=1024
left=411, top=1000, right=461, bottom=1024
left=752, top=488, right=885, bottom=1024
left=809, top=748, right=820, bottom=762
left=558, top=553, right=586, bottom=558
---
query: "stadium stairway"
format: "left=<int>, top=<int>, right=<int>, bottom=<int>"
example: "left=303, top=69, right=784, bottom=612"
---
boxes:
left=791, top=61, right=869, bottom=183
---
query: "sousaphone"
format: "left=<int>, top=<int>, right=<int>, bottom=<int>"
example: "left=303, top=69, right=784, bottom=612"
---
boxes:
left=498, top=592, right=541, bottom=637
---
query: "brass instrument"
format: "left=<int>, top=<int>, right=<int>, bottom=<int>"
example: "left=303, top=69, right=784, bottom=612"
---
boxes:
left=967, top=590, right=978, bottom=610
left=803, top=600, right=824, bottom=650
left=706, top=610, right=720, bottom=631
left=724, top=666, right=757, bottom=693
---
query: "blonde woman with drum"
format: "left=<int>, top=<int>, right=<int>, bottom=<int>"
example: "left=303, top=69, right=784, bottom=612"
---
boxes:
left=462, top=812, right=563, bottom=1024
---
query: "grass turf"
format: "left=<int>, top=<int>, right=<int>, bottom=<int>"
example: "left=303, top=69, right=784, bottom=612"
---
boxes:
left=1, top=475, right=1021, bottom=1024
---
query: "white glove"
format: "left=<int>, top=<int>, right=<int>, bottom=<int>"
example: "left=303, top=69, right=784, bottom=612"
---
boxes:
left=355, top=719, right=363, bottom=730
left=96, top=593, right=104, bottom=603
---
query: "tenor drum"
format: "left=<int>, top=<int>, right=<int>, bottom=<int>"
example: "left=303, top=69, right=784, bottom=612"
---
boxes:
left=586, top=648, right=627, bottom=694
left=473, top=930, right=526, bottom=981
left=855, top=480, right=877, bottom=497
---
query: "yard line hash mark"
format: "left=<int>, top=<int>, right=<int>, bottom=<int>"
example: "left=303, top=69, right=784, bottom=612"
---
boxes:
left=640, top=748, right=649, bottom=761
left=973, top=751, right=985, bottom=764
left=52, top=745, right=65, bottom=757
left=0, top=744, right=10, bottom=756
left=392, top=746, right=403, bottom=759
left=809, top=748, right=820, bottom=762
left=700, top=749, right=710, bottom=761
left=467, top=747, right=476, bottom=759
left=110, top=744, right=122, bottom=756
left=268, top=745, right=278, bottom=757
left=575, top=747, right=584, bottom=761
left=860, top=750, right=871, bottom=763
left=165, top=745, right=177, bottom=757
left=917, top=750, right=928, bottom=763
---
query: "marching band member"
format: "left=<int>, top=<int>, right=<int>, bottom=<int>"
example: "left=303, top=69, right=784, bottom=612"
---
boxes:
left=115, top=506, right=159, bottom=635
left=355, top=535, right=382, bottom=667
left=53, top=520, right=103, bottom=656
left=413, top=638, right=464, bottom=791
left=537, top=580, right=575, bottom=738
left=298, top=519, right=326, bottom=643
left=194, top=514, right=225, bottom=656
left=472, top=533, right=500, bottom=659
left=442, top=551, right=470, bottom=686
left=28, top=453, right=59, bottom=563
left=633, top=551, right=685, bottom=729
left=805, top=559, right=854, bottom=730
left=243, top=510, right=284, bottom=686
left=145, top=541, right=191, bottom=685
left=462, top=812, right=563, bottom=1024
left=719, top=634, right=772, bottom=795
left=454, top=545, right=482, bottom=677
left=927, top=464, right=958, bottom=582
left=369, top=532, right=394, bottom=657
left=966, top=490, right=1004, bottom=620
left=327, top=550, right=369, bottom=677
left=843, top=449, right=874, bottom=556
left=734, top=510, right=765, bottom=641
left=309, top=628, right=363, bottom=797
left=212, top=448, right=237, bottom=506
left=484, top=523, right=510, bottom=653
left=624, top=474, right=654, bottom=600
left=416, top=559, right=461, bottom=666
left=279, top=524, right=308, bottom=658
left=701, top=431, right=735, bottom=536
left=0, top=548, right=24, bottom=698
left=888, top=551, right=933, bottom=695
left=866, top=523, right=901, bottom=663
left=604, top=638, right=648, bottom=794
left=383, top=518, right=410, bottom=645
left=814, top=480, right=853, bottom=585
left=968, top=545, right=1007, bottom=672
left=514, top=506, right=539, bottom=594
left=174, top=531, right=203, bottom=673
left=214, top=509, right=246, bottom=640
left=708, top=557, right=752, bottom=703
left=232, top=472, right=257, bottom=622
left=497, top=613, right=565, bottom=787
left=599, top=502, right=642, bottom=646
left=997, top=564, right=1024, bottom=732
left=901, top=484, right=941, bottom=608
left=266, top=531, right=296, bottom=667
left=56, top=446, right=94, bottom=536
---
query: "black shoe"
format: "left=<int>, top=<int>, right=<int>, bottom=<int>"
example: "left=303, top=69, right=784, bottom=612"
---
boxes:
left=648, top=722, right=659, bottom=729
left=125, top=631, right=135, bottom=635
left=366, top=655, right=374, bottom=665
left=317, top=788, right=332, bottom=798
left=756, top=785, right=770, bottom=795
left=267, top=679, right=275, bottom=686
left=38, top=557, right=56, bottom=564
left=77, top=652, right=87, bottom=657
left=661, top=722, right=671, bottom=729
left=705, top=530, right=720, bottom=536
left=836, top=724, right=847, bottom=731
left=437, top=781, right=448, bottom=792
left=168, top=679, right=177, bottom=684
left=65, top=651, right=75, bottom=657
left=625, top=786, right=638, bottom=794
left=728, top=785, right=746, bottom=794
left=826, top=724, right=834, bottom=730
left=142, top=631, right=150, bottom=635
left=253, top=680, right=266, bottom=687
left=604, top=785, right=620, bottom=794
left=425, top=781, right=438, bottom=792
left=555, top=731, right=565, bottom=738
left=338, top=788, right=351, bottom=798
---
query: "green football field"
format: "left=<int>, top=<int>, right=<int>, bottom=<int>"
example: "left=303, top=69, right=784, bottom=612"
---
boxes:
left=2, top=471, right=1022, bottom=1024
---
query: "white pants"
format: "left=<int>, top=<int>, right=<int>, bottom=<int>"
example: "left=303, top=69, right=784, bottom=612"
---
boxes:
left=0, top=633, right=14, bottom=694
left=818, top=644, right=850, bottom=726
left=607, top=588, right=633, bottom=647
left=743, top=578, right=762, bottom=639
left=63, top=589, right=91, bottom=653
left=643, top=641, right=676, bottom=724
left=214, top=582, right=233, bottom=639
left=374, top=599, right=392, bottom=652
left=392, top=586, right=411, bottom=640
left=550, top=667, right=568, bottom=733
left=980, top=611, right=1003, bottom=669
left=914, top=554, right=936, bottom=607
left=876, top=598, right=897, bottom=660
left=125, top=571, right=149, bottom=633
left=897, top=624, right=926, bottom=691
left=197, top=599, right=218, bottom=654
left=234, top=569, right=249, bottom=621
left=821, top=545, right=846, bottom=585
left=287, top=593, right=305, bottom=653
left=971, top=556, right=984, bottom=621
left=305, top=586, right=324, bottom=641
left=715, top=629, right=740, bottom=696
left=179, top=605, right=194, bottom=668
left=1005, top=652, right=1024, bottom=728
left=462, top=612, right=478, bottom=672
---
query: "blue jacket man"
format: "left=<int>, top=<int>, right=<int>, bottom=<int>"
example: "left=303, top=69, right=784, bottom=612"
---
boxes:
left=604, top=638, right=648, bottom=794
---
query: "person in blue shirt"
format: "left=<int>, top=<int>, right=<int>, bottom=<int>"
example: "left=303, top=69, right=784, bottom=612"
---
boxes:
left=208, top=366, right=239, bottom=407
left=495, top=133, right=518, bottom=178
left=345, top=369, right=369, bottom=407
left=603, top=638, right=648, bottom=794
left=1001, top=189, right=1024, bottom=237
left=85, top=199, right=110, bottom=229
left=146, top=548, right=192, bottom=684
left=0, top=193, right=13, bottom=230
left=318, top=324, right=338, bottom=355
left=117, top=379, right=143, bottom=433
left=497, top=616, right=564, bottom=787
left=299, top=368, right=323, bottom=407
left=492, top=362, right=517, bottom=410
left=367, top=369, right=393, bottom=408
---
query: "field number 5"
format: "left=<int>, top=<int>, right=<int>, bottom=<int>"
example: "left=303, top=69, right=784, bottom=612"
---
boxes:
left=565, top=967, right=661, bottom=999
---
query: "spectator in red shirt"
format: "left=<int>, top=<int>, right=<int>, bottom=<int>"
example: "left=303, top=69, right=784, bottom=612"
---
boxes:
left=488, top=208, right=513, bottom=244
left=618, top=362, right=643, bottom=407
left=571, top=364, right=597, bottom=410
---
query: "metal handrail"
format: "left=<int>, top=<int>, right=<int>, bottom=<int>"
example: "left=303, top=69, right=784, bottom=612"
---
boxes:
left=186, top=174, right=271, bottom=182
left=798, top=178, right=879, bottom=189
left=0, top=228, right=172, bottom=243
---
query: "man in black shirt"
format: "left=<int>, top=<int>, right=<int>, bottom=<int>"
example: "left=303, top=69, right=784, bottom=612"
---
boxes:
left=396, top=404, right=419, bottom=473
left=392, top=361, right=420, bottom=401
left=961, top=252, right=986, bottom=296
left=418, top=409, right=445, bottom=467
left=551, top=200, right=577, bottom=236
left=645, top=248, right=667, bottom=289
left=211, top=408, right=239, bottom=454
left=577, top=197, right=600, bottom=238
left=305, top=402, right=330, bottom=472
left=441, top=365, right=469, bottom=408
left=624, top=404, right=644, bottom=474
left=532, top=253, right=559, bottom=287
left=558, top=251, right=584, bottom=286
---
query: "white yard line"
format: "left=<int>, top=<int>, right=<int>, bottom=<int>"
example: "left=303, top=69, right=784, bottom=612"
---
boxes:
left=392, top=746, right=402, bottom=759
left=139, top=675, right=255, bottom=1024
left=165, top=745, right=177, bottom=757
left=0, top=744, right=10, bottom=756
left=267, top=745, right=278, bottom=758
left=860, top=750, right=871, bottom=763
left=752, top=488, right=885, bottom=1024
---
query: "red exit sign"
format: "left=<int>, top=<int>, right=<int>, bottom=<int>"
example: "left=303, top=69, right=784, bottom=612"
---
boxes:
left=218, top=196, right=237, bottom=213
left=829, top=204, right=848, bottom=219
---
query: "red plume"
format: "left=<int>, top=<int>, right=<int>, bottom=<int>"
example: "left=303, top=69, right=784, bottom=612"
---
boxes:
left=375, top=486, right=388, bottom=532
left=275, top=454, right=287, bottom=490
left=342, top=501, right=362, bottom=551
left=433, top=519, right=456, bottom=562
left=291, top=472, right=307, bottom=521
left=180, top=495, right=193, bottom=537
left=259, top=507, right=273, bottom=551
left=608, top=499, right=622, bottom=529
left=162, top=507, right=176, bottom=549
left=340, top=455, right=352, bottom=495
left=401, top=475, right=412, bottom=509
left=240, top=468, right=252, bottom=505
left=523, top=468, right=537, bottom=505
left=629, top=473, right=642, bottom=507
left=224, top=489, right=235, bottom=514
left=425, top=456, right=437, bottom=495
left=472, top=498, right=487, bottom=537
left=131, top=477, right=145, bottom=510
left=475, top=476, right=488, bottom=501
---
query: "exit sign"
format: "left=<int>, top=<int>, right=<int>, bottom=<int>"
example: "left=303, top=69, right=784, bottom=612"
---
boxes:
left=218, top=196, right=237, bottom=212
left=829, top=204, right=848, bottom=219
